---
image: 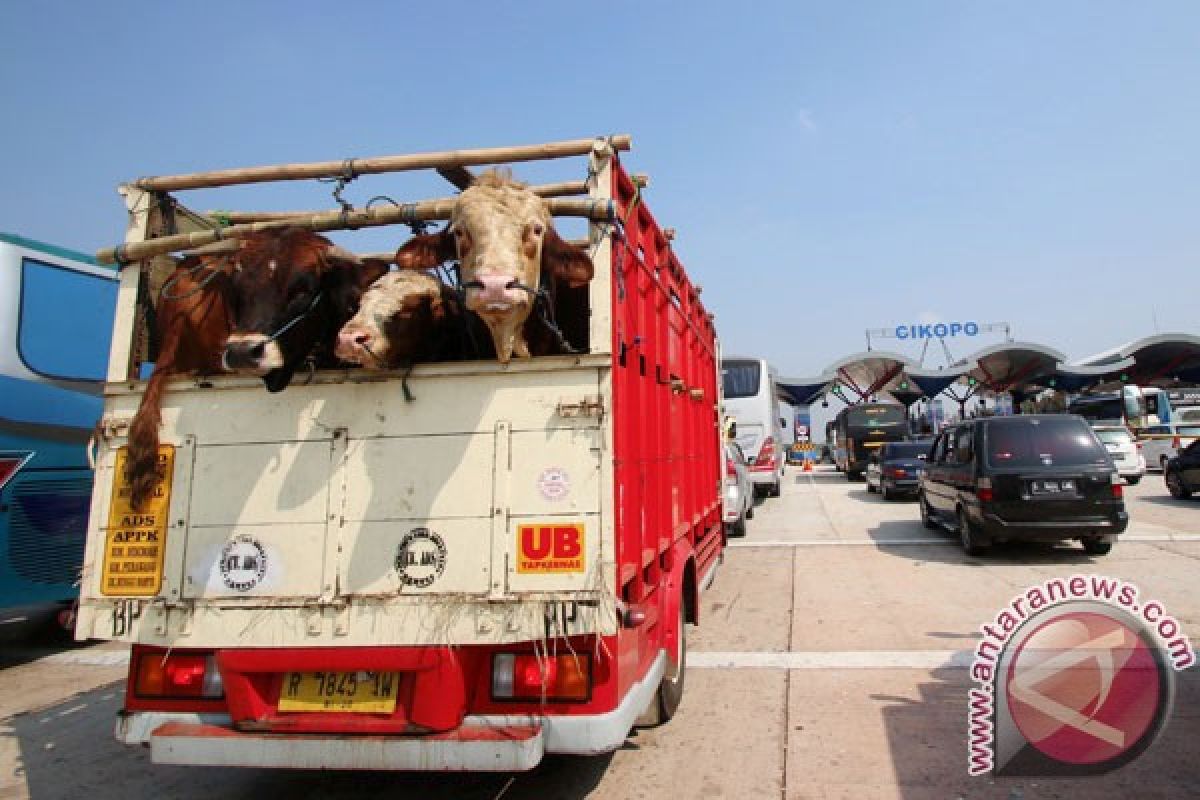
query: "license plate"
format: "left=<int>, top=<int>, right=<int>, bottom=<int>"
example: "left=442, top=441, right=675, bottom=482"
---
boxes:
left=278, top=671, right=400, bottom=713
left=1032, top=479, right=1076, bottom=494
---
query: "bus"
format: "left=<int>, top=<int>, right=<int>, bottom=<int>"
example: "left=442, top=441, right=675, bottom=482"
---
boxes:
left=721, top=356, right=786, bottom=497
left=1145, top=387, right=1200, bottom=427
left=832, top=402, right=907, bottom=480
left=0, top=233, right=117, bottom=635
left=1067, top=386, right=1146, bottom=428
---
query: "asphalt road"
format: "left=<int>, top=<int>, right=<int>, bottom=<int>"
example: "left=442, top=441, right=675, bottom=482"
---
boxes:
left=2, top=466, right=1198, bottom=799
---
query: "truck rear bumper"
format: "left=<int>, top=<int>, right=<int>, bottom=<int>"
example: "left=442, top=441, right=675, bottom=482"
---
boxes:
left=115, top=651, right=666, bottom=770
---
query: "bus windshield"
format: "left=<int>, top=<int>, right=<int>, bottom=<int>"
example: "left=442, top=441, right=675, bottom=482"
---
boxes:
left=722, top=360, right=761, bottom=399
left=845, top=405, right=905, bottom=429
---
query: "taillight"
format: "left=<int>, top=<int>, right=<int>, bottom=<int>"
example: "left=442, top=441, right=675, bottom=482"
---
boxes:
left=757, top=437, right=777, bottom=468
left=134, top=651, right=223, bottom=699
left=0, top=452, right=33, bottom=492
left=492, top=653, right=591, bottom=702
left=888, top=467, right=907, bottom=478
left=976, top=477, right=994, bottom=503
left=726, top=457, right=736, bottom=477
left=1112, top=482, right=1124, bottom=499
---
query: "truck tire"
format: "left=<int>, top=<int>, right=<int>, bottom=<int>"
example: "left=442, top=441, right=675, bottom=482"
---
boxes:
left=1082, top=537, right=1113, bottom=555
left=768, top=479, right=781, bottom=498
left=656, top=599, right=687, bottom=723
left=1166, top=469, right=1191, bottom=499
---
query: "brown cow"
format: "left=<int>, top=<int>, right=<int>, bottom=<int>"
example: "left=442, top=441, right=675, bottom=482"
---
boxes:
left=220, top=227, right=387, bottom=390
left=394, top=171, right=594, bottom=362
left=126, top=250, right=234, bottom=509
left=334, top=271, right=493, bottom=369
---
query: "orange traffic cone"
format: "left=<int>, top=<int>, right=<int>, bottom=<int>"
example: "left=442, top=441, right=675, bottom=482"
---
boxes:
left=803, top=458, right=813, bottom=473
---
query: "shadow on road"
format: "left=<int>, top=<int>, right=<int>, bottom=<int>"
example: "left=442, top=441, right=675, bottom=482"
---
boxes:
left=874, top=656, right=1200, bottom=797
left=7, top=686, right=615, bottom=800
left=1137, top=494, right=1198, bottom=509
left=865, top=520, right=1107, bottom=567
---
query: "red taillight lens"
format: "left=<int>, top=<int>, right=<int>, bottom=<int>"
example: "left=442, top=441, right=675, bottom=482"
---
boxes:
left=757, top=437, right=776, bottom=468
left=726, top=457, right=736, bottom=477
left=492, top=653, right=591, bottom=702
left=134, top=651, right=223, bottom=698
left=0, top=453, right=32, bottom=492
left=975, top=477, right=994, bottom=503
left=1112, top=482, right=1124, bottom=499
left=888, top=467, right=907, bottom=478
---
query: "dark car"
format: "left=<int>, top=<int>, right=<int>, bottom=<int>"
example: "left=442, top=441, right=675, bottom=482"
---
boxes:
left=918, top=415, right=1128, bottom=556
left=1165, top=439, right=1200, bottom=499
left=865, top=440, right=934, bottom=500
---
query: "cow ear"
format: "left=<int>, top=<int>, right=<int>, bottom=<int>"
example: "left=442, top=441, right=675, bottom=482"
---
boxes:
left=542, top=226, right=593, bottom=288
left=356, top=258, right=391, bottom=290
left=394, top=230, right=456, bottom=271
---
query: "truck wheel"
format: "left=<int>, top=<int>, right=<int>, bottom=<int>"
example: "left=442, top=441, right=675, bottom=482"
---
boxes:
left=1082, top=537, right=1113, bottom=555
left=958, top=508, right=989, bottom=557
left=730, top=515, right=747, bottom=537
left=746, top=503, right=754, bottom=520
left=656, top=600, right=687, bottom=723
left=769, top=480, right=781, bottom=498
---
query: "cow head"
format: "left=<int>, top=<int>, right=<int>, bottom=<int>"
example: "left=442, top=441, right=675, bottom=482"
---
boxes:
left=335, top=272, right=449, bottom=369
left=221, top=228, right=385, bottom=391
left=395, top=171, right=594, bottom=363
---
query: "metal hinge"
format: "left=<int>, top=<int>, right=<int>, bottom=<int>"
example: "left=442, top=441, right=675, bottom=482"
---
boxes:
left=557, top=394, right=605, bottom=419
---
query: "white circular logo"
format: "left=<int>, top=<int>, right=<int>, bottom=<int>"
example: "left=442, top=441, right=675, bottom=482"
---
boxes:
left=537, top=467, right=571, bottom=501
left=220, top=535, right=267, bottom=592
left=395, top=528, right=447, bottom=589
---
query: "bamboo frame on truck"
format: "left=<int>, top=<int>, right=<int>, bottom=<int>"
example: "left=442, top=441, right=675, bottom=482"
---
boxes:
left=129, top=135, right=631, bottom=192
left=102, top=135, right=624, bottom=384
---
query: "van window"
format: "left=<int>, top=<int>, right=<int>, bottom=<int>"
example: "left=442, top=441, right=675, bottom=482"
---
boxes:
left=985, top=418, right=1109, bottom=468
left=722, top=360, right=761, bottom=399
left=954, top=427, right=974, bottom=464
left=18, top=258, right=118, bottom=381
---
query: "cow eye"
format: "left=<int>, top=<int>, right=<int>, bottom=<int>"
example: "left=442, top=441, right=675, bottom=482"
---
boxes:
left=530, top=223, right=544, bottom=237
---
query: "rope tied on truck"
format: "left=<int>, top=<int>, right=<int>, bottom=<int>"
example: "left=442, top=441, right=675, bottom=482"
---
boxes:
left=320, top=158, right=361, bottom=229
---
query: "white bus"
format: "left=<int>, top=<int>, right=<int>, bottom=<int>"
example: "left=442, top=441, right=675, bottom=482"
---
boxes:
left=721, top=357, right=785, bottom=497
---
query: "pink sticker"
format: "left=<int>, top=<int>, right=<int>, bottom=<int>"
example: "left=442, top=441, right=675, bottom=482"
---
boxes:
left=537, top=467, right=571, bottom=501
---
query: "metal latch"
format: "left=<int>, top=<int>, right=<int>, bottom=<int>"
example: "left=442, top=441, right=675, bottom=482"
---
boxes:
left=557, top=394, right=605, bottom=419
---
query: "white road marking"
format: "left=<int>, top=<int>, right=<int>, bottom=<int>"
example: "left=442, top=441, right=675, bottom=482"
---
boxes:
left=39, top=650, right=130, bottom=667
left=57, top=704, right=88, bottom=716
left=730, top=534, right=1195, bottom=548
left=688, top=650, right=974, bottom=670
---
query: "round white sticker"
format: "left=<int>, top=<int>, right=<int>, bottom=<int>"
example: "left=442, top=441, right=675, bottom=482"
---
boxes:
left=537, top=467, right=571, bottom=501
left=220, top=534, right=268, bottom=592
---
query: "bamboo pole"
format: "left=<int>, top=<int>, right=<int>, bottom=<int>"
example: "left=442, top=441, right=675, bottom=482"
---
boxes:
left=97, top=197, right=614, bottom=265
left=129, top=135, right=631, bottom=192
left=203, top=180, right=590, bottom=225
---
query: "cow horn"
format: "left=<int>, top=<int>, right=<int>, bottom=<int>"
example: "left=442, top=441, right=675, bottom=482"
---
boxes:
left=180, top=240, right=240, bottom=257
left=325, top=245, right=362, bottom=264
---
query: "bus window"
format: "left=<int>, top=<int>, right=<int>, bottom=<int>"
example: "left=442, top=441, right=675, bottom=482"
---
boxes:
left=722, top=360, right=761, bottom=399
left=18, top=258, right=118, bottom=382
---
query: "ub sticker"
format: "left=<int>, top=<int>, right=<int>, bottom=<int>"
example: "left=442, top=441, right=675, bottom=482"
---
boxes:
left=537, top=467, right=571, bottom=502
left=395, top=528, right=447, bottom=589
left=220, top=534, right=268, bottom=592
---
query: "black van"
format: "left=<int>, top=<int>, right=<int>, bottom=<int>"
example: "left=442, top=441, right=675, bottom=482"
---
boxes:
left=918, top=415, right=1128, bottom=556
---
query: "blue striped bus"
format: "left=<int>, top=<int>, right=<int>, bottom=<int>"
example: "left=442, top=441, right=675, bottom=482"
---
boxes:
left=0, top=233, right=117, bottom=636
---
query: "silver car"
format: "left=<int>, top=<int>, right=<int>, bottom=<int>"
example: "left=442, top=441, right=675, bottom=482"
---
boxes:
left=1093, top=426, right=1145, bottom=484
left=724, top=442, right=754, bottom=536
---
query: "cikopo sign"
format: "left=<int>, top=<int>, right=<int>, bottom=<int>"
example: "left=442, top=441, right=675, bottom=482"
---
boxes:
left=895, top=321, right=980, bottom=340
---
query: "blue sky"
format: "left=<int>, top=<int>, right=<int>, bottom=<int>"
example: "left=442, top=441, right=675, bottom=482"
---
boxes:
left=2, top=2, right=1197, bottom=376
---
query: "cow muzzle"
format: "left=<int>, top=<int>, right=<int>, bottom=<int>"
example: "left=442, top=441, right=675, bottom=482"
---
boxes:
left=222, top=334, right=285, bottom=375
left=463, top=273, right=533, bottom=314
left=335, top=326, right=378, bottom=366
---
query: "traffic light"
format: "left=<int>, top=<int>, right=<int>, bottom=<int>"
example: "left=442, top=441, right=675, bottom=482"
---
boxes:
left=1120, top=373, right=1129, bottom=383
left=1048, top=378, right=1057, bottom=388
left=968, top=376, right=978, bottom=387
left=899, top=381, right=909, bottom=391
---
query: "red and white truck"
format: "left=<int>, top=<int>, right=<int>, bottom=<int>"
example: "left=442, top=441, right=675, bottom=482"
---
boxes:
left=76, top=135, right=726, bottom=770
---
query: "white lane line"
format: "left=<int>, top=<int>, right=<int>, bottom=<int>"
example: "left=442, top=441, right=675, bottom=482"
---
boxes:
left=39, top=650, right=130, bottom=667
left=730, top=534, right=1195, bottom=548
left=688, top=650, right=974, bottom=670
left=57, top=704, right=88, bottom=717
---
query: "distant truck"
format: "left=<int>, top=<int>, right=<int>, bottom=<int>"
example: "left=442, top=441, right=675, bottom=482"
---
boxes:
left=75, top=137, right=727, bottom=770
left=0, top=234, right=117, bottom=636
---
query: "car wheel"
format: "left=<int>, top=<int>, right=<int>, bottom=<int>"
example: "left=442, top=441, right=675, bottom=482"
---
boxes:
left=769, top=480, right=781, bottom=498
left=1166, top=469, right=1192, bottom=499
left=866, top=480, right=877, bottom=493
left=1125, top=475, right=1141, bottom=486
left=919, top=494, right=939, bottom=530
left=1082, top=537, right=1113, bottom=556
left=958, top=508, right=989, bottom=556
left=882, top=485, right=893, bottom=501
